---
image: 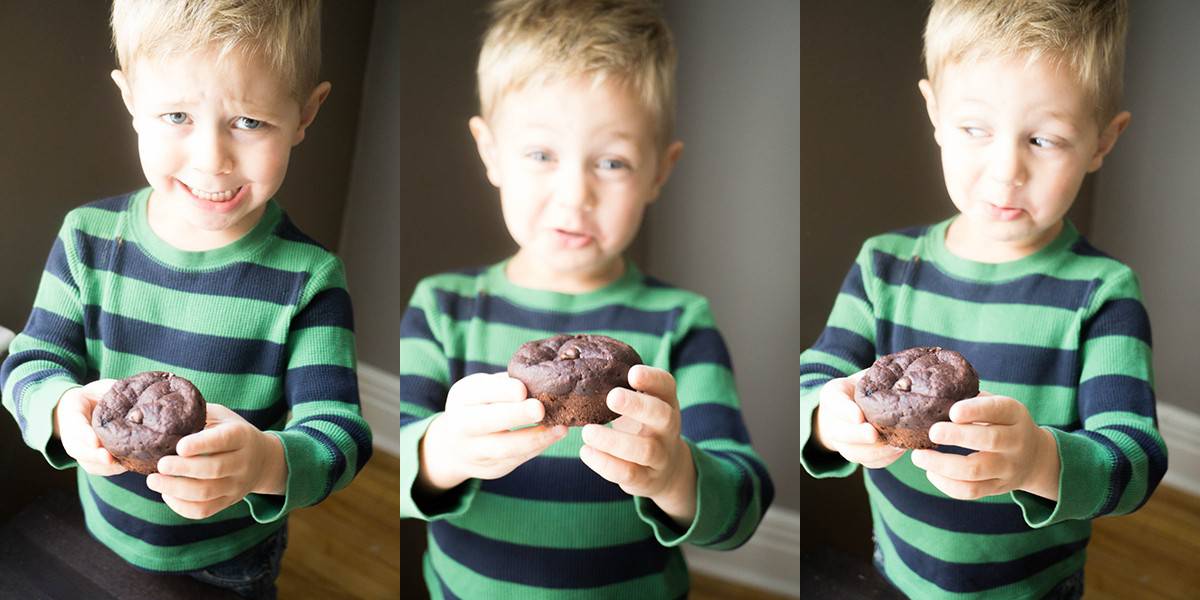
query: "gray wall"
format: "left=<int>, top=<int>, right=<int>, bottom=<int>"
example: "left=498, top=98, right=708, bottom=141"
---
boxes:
left=340, top=0, right=401, bottom=373
left=0, top=1, right=372, bottom=512
left=1090, top=0, right=1200, bottom=415
left=655, top=0, right=800, bottom=512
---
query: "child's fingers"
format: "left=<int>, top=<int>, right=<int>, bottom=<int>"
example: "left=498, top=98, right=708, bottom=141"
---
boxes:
left=628, top=366, right=677, bottom=408
left=579, top=443, right=646, bottom=492
left=472, top=424, right=566, bottom=461
left=161, top=493, right=232, bottom=520
left=147, top=472, right=228, bottom=502
left=158, top=453, right=231, bottom=480
left=949, top=395, right=1023, bottom=425
left=819, top=380, right=865, bottom=424
left=454, top=398, right=545, bottom=435
left=924, top=470, right=1005, bottom=500
left=581, top=424, right=667, bottom=470
left=177, top=424, right=244, bottom=457
left=911, top=448, right=1002, bottom=482
left=857, top=445, right=906, bottom=469
left=830, top=421, right=881, bottom=446
left=606, top=388, right=673, bottom=432
left=929, top=422, right=1004, bottom=451
left=450, top=373, right=528, bottom=407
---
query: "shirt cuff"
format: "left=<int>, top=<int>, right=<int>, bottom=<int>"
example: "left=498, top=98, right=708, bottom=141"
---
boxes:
left=399, top=413, right=480, bottom=520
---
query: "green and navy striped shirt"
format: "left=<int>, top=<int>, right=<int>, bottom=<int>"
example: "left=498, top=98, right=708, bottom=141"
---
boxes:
left=0, top=188, right=372, bottom=571
left=400, top=261, right=772, bottom=599
left=800, top=218, right=1167, bottom=599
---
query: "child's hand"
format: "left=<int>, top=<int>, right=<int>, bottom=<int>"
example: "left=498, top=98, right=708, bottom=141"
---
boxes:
left=418, top=373, right=568, bottom=493
left=579, top=366, right=697, bottom=525
left=910, top=394, right=1060, bottom=501
left=54, top=379, right=127, bottom=476
left=814, top=370, right=906, bottom=469
left=147, top=403, right=287, bottom=520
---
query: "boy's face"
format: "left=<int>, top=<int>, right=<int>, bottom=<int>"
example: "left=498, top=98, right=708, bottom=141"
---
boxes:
left=919, top=56, right=1129, bottom=260
left=112, top=48, right=329, bottom=249
left=470, top=76, right=682, bottom=291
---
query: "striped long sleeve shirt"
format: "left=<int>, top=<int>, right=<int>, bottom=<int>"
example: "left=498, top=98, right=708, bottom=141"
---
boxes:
left=0, top=188, right=372, bottom=571
left=799, top=218, right=1167, bottom=599
left=400, top=261, right=773, bottom=599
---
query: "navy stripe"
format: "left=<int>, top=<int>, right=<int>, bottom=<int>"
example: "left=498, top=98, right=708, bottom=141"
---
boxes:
left=401, top=374, right=448, bottom=412
left=447, top=358, right=506, bottom=383
left=643, top=275, right=675, bottom=289
left=433, top=567, right=461, bottom=600
left=107, top=471, right=162, bottom=502
left=235, top=402, right=289, bottom=430
left=810, top=326, right=874, bottom=369
left=433, top=289, right=682, bottom=336
left=87, top=193, right=133, bottom=212
left=799, top=362, right=845, bottom=383
left=45, top=237, right=79, bottom=291
left=0, top=349, right=82, bottom=389
left=1082, top=299, right=1152, bottom=346
left=882, top=517, right=1088, bottom=592
left=450, top=265, right=487, bottom=277
left=87, top=480, right=256, bottom=546
left=709, top=449, right=775, bottom=527
left=839, top=262, right=869, bottom=303
left=1096, top=424, right=1168, bottom=511
left=873, top=250, right=1096, bottom=310
left=877, top=320, right=1077, bottom=387
left=83, top=306, right=284, bottom=375
left=892, top=225, right=929, bottom=238
left=22, top=308, right=85, bottom=353
left=291, top=414, right=374, bottom=473
left=671, top=327, right=732, bottom=370
left=75, top=231, right=306, bottom=306
left=1069, top=237, right=1112, bottom=259
left=429, top=520, right=669, bottom=589
left=285, top=364, right=359, bottom=405
left=291, top=288, right=354, bottom=331
left=481, top=455, right=627, bottom=502
left=399, top=307, right=437, bottom=342
left=681, top=404, right=750, bottom=445
left=868, top=468, right=1031, bottom=534
left=274, top=214, right=327, bottom=249
left=293, top=425, right=347, bottom=502
left=400, top=414, right=425, bottom=427
left=9, top=368, right=72, bottom=438
left=1079, top=375, right=1155, bottom=420
left=704, top=451, right=759, bottom=547
left=1077, top=430, right=1131, bottom=517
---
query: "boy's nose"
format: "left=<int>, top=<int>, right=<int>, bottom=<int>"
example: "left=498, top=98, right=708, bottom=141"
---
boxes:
left=554, top=164, right=595, bottom=211
left=988, top=140, right=1027, bottom=188
left=189, top=128, right=234, bottom=176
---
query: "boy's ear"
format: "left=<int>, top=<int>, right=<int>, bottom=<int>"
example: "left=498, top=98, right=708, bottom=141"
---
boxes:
left=918, top=79, right=943, bottom=147
left=1087, top=110, right=1132, bottom=173
left=111, top=69, right=137, bottom=121
left=648, top=141, right=684, bottom=202
left=468, top=116, right=502, bottom=188
left=293, top=81, right=332, bottom=146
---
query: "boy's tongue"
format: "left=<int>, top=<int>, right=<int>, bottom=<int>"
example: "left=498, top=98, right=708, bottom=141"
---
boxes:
left=554, top=228, right=593, bottom=248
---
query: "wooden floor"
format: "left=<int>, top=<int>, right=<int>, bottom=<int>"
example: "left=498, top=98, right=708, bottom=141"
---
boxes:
left=1085, top=484, right=1200, bottom=600
left=278, top=450, right=400, bottom=599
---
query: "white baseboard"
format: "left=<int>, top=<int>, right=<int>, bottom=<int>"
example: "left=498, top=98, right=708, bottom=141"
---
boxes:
left=1159, top=402, right=1200, bottom=497
left=684, top=505, right=800, bottom=598
left=358, top=362, right=400, bottom=458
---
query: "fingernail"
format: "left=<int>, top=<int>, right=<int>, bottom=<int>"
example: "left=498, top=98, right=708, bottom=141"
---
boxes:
left=607, top=391, right=623, bottom=410
left=527, top=400, right=542, bottom=419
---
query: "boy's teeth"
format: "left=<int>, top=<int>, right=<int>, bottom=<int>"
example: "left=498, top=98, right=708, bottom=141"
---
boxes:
left=190, top=186, right=239, bottom=202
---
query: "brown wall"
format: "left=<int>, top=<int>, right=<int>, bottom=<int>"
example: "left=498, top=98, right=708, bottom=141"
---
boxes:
left=0, top=1, right=373, bottom=512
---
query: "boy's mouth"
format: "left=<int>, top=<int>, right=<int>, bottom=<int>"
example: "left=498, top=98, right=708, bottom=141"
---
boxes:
left=553, top=228, right=595, bottom=249
left=179, top=180, right=248, bottom=213
left=183, top=182, right=244, bottom=203
left=984, top=202, right=1025, bottom=221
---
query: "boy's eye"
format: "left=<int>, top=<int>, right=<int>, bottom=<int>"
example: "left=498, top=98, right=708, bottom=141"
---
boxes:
left=1030, top=136, right=1056, bottom=149
left=235, top=117, right=264, bottom=130
left=526, top=150, right=552, bottom=162
left=598, top=158, right=628, bottom=171
left=162, top=112, right=189, bottom=125
left=961, top=127, right=987, bottom=138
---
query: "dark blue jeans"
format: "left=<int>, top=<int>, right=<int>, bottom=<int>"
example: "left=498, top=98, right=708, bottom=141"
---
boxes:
left=872, top=541, right=1084, bottom=599
left=188, top=525, right=288, bottom=600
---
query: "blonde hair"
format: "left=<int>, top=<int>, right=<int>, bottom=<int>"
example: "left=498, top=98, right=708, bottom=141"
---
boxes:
left=924, top=0, right=1128, bottom=122
left=478, top=0, right=677, bottom=144
left=111, top=0, right=322, bottom=101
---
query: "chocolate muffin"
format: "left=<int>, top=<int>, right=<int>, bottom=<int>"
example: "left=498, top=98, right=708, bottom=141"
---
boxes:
left=508, top=334, right=643, bottom=427
left=92, top=372, right=207, bottom=475
left=854, top=347, right=979, bottom=449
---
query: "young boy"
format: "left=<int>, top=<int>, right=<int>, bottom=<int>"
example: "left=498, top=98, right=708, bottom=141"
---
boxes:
left=800, top=1, right=1166, bottom=598
left=0, top=1, right=371, bottom=597
left=399, top=0, right=773, bottom=597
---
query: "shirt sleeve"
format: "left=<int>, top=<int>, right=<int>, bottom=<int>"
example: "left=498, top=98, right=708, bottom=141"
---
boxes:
left=399, top=279, right=480, bottom=520
left=633, top=298, right=774, bottom=551
left=244, top=256, right=374, bottom=523
left=799, top=243, right=879, bottom=478
left=1012, top=270, right=1168, bottom=526
left=0, top=213, right=89, bottom=469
